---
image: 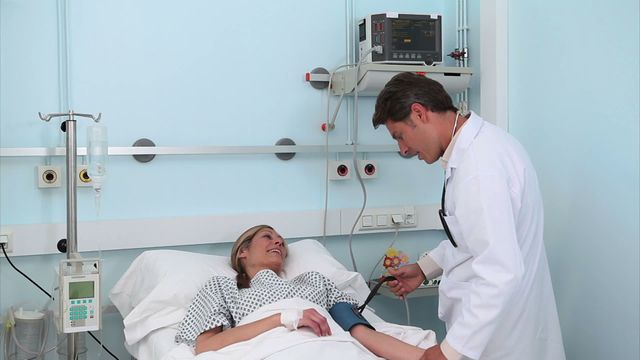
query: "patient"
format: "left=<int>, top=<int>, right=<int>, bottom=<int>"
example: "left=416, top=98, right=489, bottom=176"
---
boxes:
left=175, top=225, right=426, bottom=360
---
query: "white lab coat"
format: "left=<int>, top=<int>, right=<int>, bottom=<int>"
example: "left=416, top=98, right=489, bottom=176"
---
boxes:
left=426, top=113, right=566, bottom=360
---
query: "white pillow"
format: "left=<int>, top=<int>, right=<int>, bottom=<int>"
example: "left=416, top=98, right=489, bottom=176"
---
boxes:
left=109, top=239, right=370, bottom=346
left=109, top=250, right=234, bottom=318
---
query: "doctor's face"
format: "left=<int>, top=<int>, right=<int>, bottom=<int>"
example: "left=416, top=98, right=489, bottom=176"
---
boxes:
left=238, top=228, right=288, bottom=276
left=385, top=107, right=442, bottom=164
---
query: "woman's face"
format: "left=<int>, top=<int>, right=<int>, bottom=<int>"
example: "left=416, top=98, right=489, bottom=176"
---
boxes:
left=238, top=228, right=287, bottom=277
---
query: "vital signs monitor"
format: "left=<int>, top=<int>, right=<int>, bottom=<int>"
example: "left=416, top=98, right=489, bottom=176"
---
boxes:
left=359, top=13, right=443, bottom=65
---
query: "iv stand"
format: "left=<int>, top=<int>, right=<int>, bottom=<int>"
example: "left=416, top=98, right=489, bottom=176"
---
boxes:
left=39, top=110, right=101, bottom=360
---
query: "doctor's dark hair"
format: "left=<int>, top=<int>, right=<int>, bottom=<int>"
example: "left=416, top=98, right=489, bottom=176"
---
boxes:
left=230, top=225, right=288, bottom=289
left=372, top=72, right=458, bottom=129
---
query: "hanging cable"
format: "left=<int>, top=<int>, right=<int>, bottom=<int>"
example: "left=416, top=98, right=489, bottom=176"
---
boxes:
left=347, top=45, right=382, bottom=272
left=1, top=244, right=120, bottom=360
left=404, top=298, right=411, bottom=326
left=366, top=225, right=401, bottom=285
left=1, top=245, right=53, bottom=298
left=3, top=324, right=11, bottom=360
left=322, top=63, right=353, bottom=243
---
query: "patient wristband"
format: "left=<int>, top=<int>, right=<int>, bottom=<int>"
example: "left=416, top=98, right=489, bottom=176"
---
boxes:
left=329, top=302, right=375, bottom=332
left=280, top=309, right=303, bottom=330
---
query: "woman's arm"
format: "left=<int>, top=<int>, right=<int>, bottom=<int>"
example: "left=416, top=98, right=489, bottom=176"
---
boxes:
left=322, top=277, right=425, bottom=360
left=195, top=314, right=280, bottom=354
left=195, top=309, right=332, bottom=355
left=350, top=325, right=426, bottom=360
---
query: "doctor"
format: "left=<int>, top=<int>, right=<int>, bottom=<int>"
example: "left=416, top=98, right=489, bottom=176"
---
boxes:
left=372, top=72, right=565, bottom=360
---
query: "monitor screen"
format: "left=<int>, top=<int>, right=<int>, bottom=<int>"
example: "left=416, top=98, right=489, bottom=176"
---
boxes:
left=391, top=19, right=437, bottom=52
left=69, top=281, right=94, bottom=299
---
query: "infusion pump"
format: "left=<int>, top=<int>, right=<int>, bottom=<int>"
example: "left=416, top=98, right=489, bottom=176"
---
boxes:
left=55, top=258, right=101, bottom=333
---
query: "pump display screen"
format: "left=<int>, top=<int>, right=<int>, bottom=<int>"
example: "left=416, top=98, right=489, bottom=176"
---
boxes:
left=391, top=19, right=437, bottom=51
left=69, top=281, right=94, bottom=299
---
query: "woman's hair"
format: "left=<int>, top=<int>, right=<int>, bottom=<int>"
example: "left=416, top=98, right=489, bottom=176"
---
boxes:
left=230, top=225, right=287, bottom=289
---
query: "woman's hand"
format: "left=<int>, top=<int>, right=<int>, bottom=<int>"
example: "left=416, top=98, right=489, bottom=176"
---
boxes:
left=296, top=308, right=332, bottom=336
left=195, top=308, right=332, bottom=354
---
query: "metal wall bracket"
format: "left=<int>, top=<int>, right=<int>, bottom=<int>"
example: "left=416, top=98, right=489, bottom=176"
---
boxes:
left=132, top=138, right=156, bottom=163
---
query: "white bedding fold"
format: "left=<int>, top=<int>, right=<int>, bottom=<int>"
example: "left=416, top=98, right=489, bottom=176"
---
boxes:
left=162, top=298, right=377, bottom=360
left=161, top=298, right=437, bottom=360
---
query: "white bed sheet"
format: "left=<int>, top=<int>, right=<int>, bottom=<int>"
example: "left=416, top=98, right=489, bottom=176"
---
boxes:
left=132, top=307, right=435, bottom=360
left=111, top=239, right=437, bottom=360
left=127, top=327, right=179, bottom=360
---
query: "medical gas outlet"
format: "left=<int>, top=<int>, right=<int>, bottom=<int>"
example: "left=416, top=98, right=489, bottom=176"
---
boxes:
left=359, top=206, right=417, bottom=231
left=77, top=165, right=93, bottom=187
left=329, top=161, right=351, bottom=180
left=37, top=166, right=62, bottom=188
left=357, top=160, right=378, bottom=179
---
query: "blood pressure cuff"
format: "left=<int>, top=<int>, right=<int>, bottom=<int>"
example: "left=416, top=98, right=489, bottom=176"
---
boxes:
left=328, top=302, right=375, bottom=331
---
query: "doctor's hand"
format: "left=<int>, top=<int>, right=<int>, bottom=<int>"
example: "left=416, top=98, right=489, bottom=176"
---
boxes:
left=297, top=308, right=332, bottom=337
left=387, top=264, right=426, bottom=298
left=420, top=344, right=447, bottom=360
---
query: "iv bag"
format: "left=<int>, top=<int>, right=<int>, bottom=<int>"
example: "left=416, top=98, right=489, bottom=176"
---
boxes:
left=87, top=123, right=107, bottom=191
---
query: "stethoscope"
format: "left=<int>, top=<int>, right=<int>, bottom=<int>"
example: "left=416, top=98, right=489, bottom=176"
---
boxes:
left=438, top=111, right=462, bottom=248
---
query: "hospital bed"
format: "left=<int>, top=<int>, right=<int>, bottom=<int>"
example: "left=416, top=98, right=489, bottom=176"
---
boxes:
left=109, top=239, right=436, bottom=360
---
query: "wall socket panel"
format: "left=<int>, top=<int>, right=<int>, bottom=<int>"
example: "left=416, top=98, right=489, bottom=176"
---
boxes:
left=77, top=165, right=93, bottom=187
left=0, top=229, right=12, bottom=253
left=328, top=160, right=351, bottom=180
left=359, top=206, right=417, bottom=231
left=37, top=165, right=62, bottom=188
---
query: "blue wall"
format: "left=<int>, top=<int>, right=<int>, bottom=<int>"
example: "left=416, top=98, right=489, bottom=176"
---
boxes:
left=509, top=1, right=640, bottom=359
left=6, top=1, right=634, bottom=360
left=1, top=1, right=460, bottom=358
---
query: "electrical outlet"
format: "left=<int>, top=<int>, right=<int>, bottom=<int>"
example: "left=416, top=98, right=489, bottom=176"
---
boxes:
left=328, top=161, right=351, bottom=180
left=359, top=206, right=417, bottom=231
left=37, top=166, right=62, bottom=188
left=404, top=206, right=416, bottom=225
left=0, top=228, right=12, bottom=253
left=77, top=165, right=93, bottom=187
left=357, top=160, right=378, bottom=179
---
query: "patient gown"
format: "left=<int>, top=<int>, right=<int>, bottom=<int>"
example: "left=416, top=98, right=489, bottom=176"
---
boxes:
left=174, top=269, right=358, bottom=347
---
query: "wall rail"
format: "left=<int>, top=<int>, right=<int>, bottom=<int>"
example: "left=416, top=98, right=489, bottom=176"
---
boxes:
left=0, top=144, right=400, bottom=157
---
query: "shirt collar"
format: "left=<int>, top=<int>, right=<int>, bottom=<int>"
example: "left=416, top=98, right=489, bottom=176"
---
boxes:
left=440, top=111, right=484, bottom=179
left=440, top=118, right=467, bottom=170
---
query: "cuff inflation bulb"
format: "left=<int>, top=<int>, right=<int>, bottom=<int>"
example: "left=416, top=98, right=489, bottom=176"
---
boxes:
left=87, top=123, right=108, bottom=215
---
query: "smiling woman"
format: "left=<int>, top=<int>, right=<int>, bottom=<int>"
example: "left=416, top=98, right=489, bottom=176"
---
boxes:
left=231, top=225, right=289, bottom=288
left=174, top=224, right=429, bottom=360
